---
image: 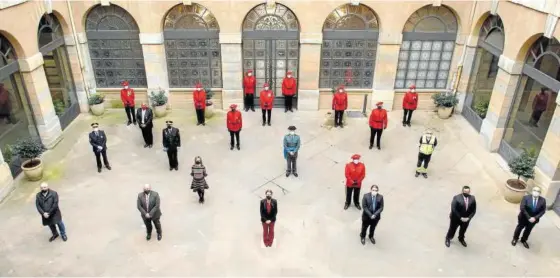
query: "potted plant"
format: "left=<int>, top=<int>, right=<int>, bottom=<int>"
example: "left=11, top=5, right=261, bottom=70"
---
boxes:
left=88, top=93, right=105, bottom=116
left=12, top=138, right=47, bottom=181
left=204, top=87, right=215, bottom=119
left=431, top=92, right=459, bottom=119
left=149, top=88, right=168, bottom=118
left=505, top=147, right=537, bottom=203
left=473, top=99, right=490, bottom=119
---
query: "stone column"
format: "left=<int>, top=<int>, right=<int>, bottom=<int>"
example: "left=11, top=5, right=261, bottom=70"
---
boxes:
left=455, top=43, right=478, bottom=113
left=372, top=32, right=401, bottom=111
left=0, top=150, right=14, bottom=203
left=533, top=102, right=560, bottom=206
left=18, top=53, right=63, bottom=148
left=298, top=32, right=321, bottom=111
left=140, top=33, right=169, bottom=99
left=479, top=55, right=523, bottom=151
left=75, top=33, right=97, bottom=95
left=64, top=34, right=89, bottom=113
left=220, top=33, right=243, bottom=110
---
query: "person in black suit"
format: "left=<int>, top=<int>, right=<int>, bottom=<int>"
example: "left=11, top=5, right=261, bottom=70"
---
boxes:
left=35, top=182, right=67, bottom=242
left=445, top=185, right=476, bottom=247
left=260, top=189, right=278, bottom=247
left=162, top=120, right=181, bottom=171
left=137, top=184, right=162, bottom=241
left=136, top=103, right=154, bottom=148
left=512, top=186, right=546, bottom=249
left=360, top=185, right=384, bottom=245
left=88, top=122, right=111, bottom=173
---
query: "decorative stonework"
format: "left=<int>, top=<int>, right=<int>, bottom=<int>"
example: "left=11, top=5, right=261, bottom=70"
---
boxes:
left=18, top=52, right=44, bottom=72
left=544, top=14, right=558, bottom=39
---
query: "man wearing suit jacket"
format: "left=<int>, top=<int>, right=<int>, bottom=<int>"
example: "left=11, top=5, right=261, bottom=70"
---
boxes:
left=137, top=184, right=162, bottom=241
left=162, top=120, right=181, bottom=171
left=89, top=122, right=111, bottom=173
left=136, top=103, right=154, bottom=148
left=360, top=185, right=384, bottom=245
left=445, top=186, right=476, bottom=247
left=512, top=186, right=546, bottom=249
left=260, top=189, right=278, bottom=247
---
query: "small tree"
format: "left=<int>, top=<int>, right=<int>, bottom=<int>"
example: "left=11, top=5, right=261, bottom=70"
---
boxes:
left=149, top=88, right=168, bottom=106
left=12, top=138, right=46, bottom=168
left=432, top=92, right=459, bottom=108
left=508, top=147, right=537, bottom=181
left=88, top=94, right=105, bottom=105
left=204, top=87, right=214, bottom=105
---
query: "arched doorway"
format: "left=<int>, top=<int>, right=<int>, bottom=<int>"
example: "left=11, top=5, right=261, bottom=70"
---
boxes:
left=319, top=3, right=379, bottom=89
left=0, top=34, right=39, bottom=176
left=395, top=5, right=458, bottom=89
left=38, top=14, right=80, bottom=130
left=462, top=15, right=505, bottom=131
left=242, top=3, right=300, bottom=107
left=85, top=4, right=146, bottom=88
left=163, top=3, right=222, bottom=88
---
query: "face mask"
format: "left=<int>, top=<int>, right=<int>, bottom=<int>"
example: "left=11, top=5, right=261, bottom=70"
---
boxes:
left=289, top=131, right=295, bottom=135
left=167, top=125, right=172, bottom=128
left=377, top=106, right=382, bottom=109
left=265, top=87, right=269, bottom=90
left=195, top=160, right=201, bottom=164
left=266, top=195, right=272, bottom=200
left=144, top=189, right=150, bottom=194
left=411, top=89, right=416, bottom=93
left=93, top=128, right=99, bottom=132
left=462, top=193, right=470, bottom=198
left=287, top=75, right=292, bottom=78
left=353, top=159, right=359, bottom=164
left=532, top=191, right=540, bottom=197
left=124, top=86, right=129, bottom=89
left=41, top=189, right=48, bottom=193
left=371, top=191, right=378, bottom=196
left=248, top=73, right=252, bottom=76
left=339, top=89, right=343, bottom=93
left=197, top=88, right=201, bottom=91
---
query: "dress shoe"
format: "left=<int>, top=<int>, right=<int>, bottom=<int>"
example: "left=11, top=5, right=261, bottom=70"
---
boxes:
left=169, top=167, right=173, bottom=171
left=251, top=108, right=255, bottom=112
left=344, top=203, right=349, bottom=210
left=407, top=123, right=411, bottom=127
left=230, top=146, right=234, bottom=150
left=377, top=146, right=381, bottom=150
left=127, top=122, right=131, bottom=126
left=369, top=237, right=375, bottom=244
left=202, top=123, right=205, bottom=126
left=175, top=167, right=179, bottom=171
left=267, top=123, right=271, bottom=126
left=285, top=109, right=288, bottom=113
left=340, top=125, right=344, bottom=128
left=402, top=122, right=406, bottom=127
left=157, top=234, right=162, bottom=241
left=459, top=239, right=467, bottom=247
left=355, top=203, right=361, bottom=210
left=262, top=122, right=265, bottom=126
left=133, top=122, right=137, bottom=125
left=511, top=239, right=518, bottom=246
left=61, top=235, right=68, bottom=242
left=290, top=109, right=294, bottom=112
left=236, top=145, right=240, bottom=150
left=521, top=241, right=529, bottom=249
left=334, top=124, right=338, bottom=128
left=445, top=238, right=450, bottom=247
left=97, top=168, right=102, bottom=173
left=360, top=238, right=366, bottom=245
left=415, top=172, right=420, bottom=177
left=144, top=144, right=148, bottom=148
left=49, top=234, right=59, bottom=242
left=286, top=172, right=290, bottom=177
left=422, top=173, right=428, bottom=179
left=106, top=165, right=112, bottom=170
left=146, top=234, right=151, bottom=241
left=369, top=145, right=373, bottom=150
left=244, top=108, right=249, bottom=112
left=196, top=123, right=201, bottom=126
left=149, top=145, right=153, bottom=148
left=293, top=173, right=298, bottom=177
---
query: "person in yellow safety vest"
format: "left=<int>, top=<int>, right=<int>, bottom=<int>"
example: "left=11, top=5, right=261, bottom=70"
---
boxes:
left=416, top=129, right=438, bottom=178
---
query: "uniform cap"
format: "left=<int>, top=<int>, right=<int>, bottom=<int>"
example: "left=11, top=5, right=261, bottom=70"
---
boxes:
left=410, top=84, right=416, bottom=89
left=165, top=120, right=173, bottom=124
left=287, top=71, right=293, bottom=75
left=376, top=101, right=383, bottom=106
left=263, top=83, right=269, bottom=88
left=230, top=104, right=238, bottom=109
left=195, top=82, right=202, bottom=88
left=91, top=122, right=99, bottom=127
left=351, top=154, right=361, bottom=160
left=337, top=84, right=345, bottom=91
left=247, top=69, right=253, bottom=73
left=288, top=125, right=296, bottom=131
left=121, top=80, right=129, bottom=86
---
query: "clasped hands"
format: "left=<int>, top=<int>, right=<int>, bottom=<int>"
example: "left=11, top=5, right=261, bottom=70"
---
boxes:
left=460, top=217, right=469, bottom=222
left=43, top=212, right=50, bottom=218
left=145, top=213, right=151, bottom=218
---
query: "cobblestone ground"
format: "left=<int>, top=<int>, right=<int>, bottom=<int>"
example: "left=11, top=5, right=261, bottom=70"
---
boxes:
left=0, top=109, right=559, bottom=276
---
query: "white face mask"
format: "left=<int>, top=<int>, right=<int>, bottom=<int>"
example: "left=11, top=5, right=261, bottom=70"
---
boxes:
left=339, top=89, right=343, bottom=93
left=411, top=89, right=416, bottom=93
left=371, top=191, right=378, bottom=196
left=124, top=86, right=129, bottom=89
left=353, top=159, right=359, bottom=164
left=532, top=191, right=540, bottom=197
left=265, top=87, right=269, bottom=90
left=248, top=73, right=252, bottom=76
left=289, top=131, right=295, bottom=135
left=93, top=128, right=99, bottom=132
left=197, top=88, right=201, bottom=91
left=287, top=75, right=292, bottom=78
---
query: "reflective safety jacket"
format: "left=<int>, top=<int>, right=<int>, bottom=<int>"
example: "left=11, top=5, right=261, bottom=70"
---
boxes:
left=419, top=134, right=438, bottom=155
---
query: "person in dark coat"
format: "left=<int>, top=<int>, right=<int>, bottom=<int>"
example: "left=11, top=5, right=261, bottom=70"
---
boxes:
left=360, top=185, right=384, bottom=245
left=260, top=189, right=278, bottom=247
left=445, top=185, right=477, bottom=247
left=0, top=83, right=14, bottom=124
left=530, top=87, right=549, bottom=127
left=35, top=182, right=67, bottom=242
left=512, top=186, right=546, bottom=249
left=137, top=184, right=162, bottom=241
left=190, top=156, right=209, bottom=204
left=89, top=122, right=111, bottom=173
left=136, top=103, right=154, bottom=148
left=162, top=120, right=181, bottom=171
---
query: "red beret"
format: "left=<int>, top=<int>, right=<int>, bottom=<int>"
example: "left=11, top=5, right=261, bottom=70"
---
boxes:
left=230, top=104, right=237, bottom=109
left=287, top=71, right=293, bottom=75
left=351, top=154, right=361, bottom=160
left=376, top=101, right=383, bottom=106
left=410, top=84, right=416, bottom=89
left=121, top=80, right=129, bottom=86
left=195, top=82, right=202, bottom=88
left=263, top=83, right=269, bottom=88
left=247, top=69, right=253, bottom=73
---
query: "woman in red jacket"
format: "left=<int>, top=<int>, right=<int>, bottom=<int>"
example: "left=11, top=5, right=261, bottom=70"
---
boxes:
left=243, top=70, right=256, bottom=112
left=332, top=84, right=348, bottom=128
left=344, top=154, right=366, bottom=210
left=120, top=80, right=136, bottom=125
left=402, top=84, right=418, bottom=127
left=282, top=71, right=297, bottom=112
left=193, top=82, right=207, bottom=126
left=226, top=104, right=242, bottom=150
left=259, top=83, right=274, bottom=126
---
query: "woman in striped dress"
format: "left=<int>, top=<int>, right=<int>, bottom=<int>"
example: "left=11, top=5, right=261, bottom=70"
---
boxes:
left=190, top=156, right=209, bottom=203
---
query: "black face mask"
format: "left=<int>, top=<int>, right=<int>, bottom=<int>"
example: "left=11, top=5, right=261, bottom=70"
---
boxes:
left=41, top=189, right=48, bottom=193
left=266, top=196, right=272, bottom=200
left=462, top=193, right=470, bottom=198
left=144, top=190, right=150, bottom=194
left=195, top=160, right=201, bottom=164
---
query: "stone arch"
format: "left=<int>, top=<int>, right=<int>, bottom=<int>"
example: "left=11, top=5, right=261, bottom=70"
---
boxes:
left=242, top=2, right=300, bottom=31
left=0, top=30, right=24, bottom=60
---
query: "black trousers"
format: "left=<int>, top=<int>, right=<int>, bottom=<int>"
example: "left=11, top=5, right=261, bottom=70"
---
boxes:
left=513, top=218, right=536, bottom=241
left=286, top=152, right=297, bottom=173
left=94, top=149, right=110, bottom=169
left=143, top=217, right=162, bottom=235
left=195, top=109, right=205, bottom=124
left=124, top=106, right=136, bottom=123
left=334, top=110, right=344, bottom=126
left=197, top=189, right=205, bottom=201
left=403, top=109, right=413, bottom=124
left=284, top=96, right=294, bottom=111
left=417, top=153, right=432, bottom=169
left=446, top=217, right=470, bottom=240
left=244, top=94, right=254, bottom=110
left=229, top=131, right=240, bottom=147
left=531, top=109, right=544, bottom=124
left=262, top=109, right=271, bottom=124
left=360, top=217, right=380, bottom=239
left=345, top=187, right=361, bottom=205
left=140, top=126, right=153, bottom=145
left=369, top=128, right=383, bottom=148
left=167, top=149, right=178, bottom=168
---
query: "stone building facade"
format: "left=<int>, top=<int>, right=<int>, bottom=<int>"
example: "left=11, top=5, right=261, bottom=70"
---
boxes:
left=0, top=0, right=559, bottom=208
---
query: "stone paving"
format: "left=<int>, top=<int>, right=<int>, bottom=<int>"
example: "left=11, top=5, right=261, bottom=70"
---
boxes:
left=0, top=109, right=559, bottom=276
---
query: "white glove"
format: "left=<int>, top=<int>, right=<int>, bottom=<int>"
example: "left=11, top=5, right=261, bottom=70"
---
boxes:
left=97, top=146, right=103, bottom=150
left=163, top=147, right=168, bottom=152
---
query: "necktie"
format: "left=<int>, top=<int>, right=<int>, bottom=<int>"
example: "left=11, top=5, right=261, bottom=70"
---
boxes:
left=145, top=194, right=149, bottom=211
left=95, top=131, right=99, bottom=136
left=464, top=197, right=468, bottom=210
left=533, top=198, right=537, bottom=210
left=372, top=196, right=376, bottom=211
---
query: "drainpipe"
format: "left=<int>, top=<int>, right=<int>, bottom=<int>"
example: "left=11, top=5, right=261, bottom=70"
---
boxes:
left=66, top=0, right=90, bottom=99
left=453, top=1, right=478, bottom=95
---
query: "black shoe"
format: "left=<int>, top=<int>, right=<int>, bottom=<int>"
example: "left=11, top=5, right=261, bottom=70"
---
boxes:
left=415, top=172, right=420, bottom=177
left=169, top=167, right=173, bottom=171
left=244, top=108, right=249, bottom=112
left=445, top=238, right=450, bottom=247
left=285, top=109, right=288, bottom=113
left=49, top=234, right=59, bottom=242
left=62, top=235, right=68, bottom=241
left=197, top=123, right=201, bottom=126
left=344, top=203, right=349, bottom=210
left=133, top=121, right=137, bottom=125
left=521, top=241, right=529, bottom=249
left=422, top=173, right=428, bottom=179
left=106, top=165, right=112, bottom=170
left=236, top=145, right=240, bottom=150
left=201, top=199, right=205, bottom=204
left=97, top=168, right=101, bottom=173
left=157, top=234, right=162, bottom=241
left=202, top=123, right=205, bottom=126
left=175, top=167, right=179, bottom=171
left=286, top=172, right=290, bottom=177
left=146, top=234, right=151, bottom=241
left=377, top=146, right=381, bottom=150
left=251, top=108, right=255, bottom=112
left=262, top=122, right=265, bottom=126
left=355, top=203, right=361, bottom=210
left=293, top=173, right=298, bottom=177
left=511, top=239, right=518, bottom=246
left=267, top=123, right=271, bottom=126
left=369, top=145, right=373, bottom=150
left=459, top=239, right=467, bottom=247
left=369, top=237, right=375, bottom=244
left=407, top=122, right=411, bottom=127
left=230, top=146, right=234, bottom=150
left=334, top=124, right=338, bottom=128
left=340, top=125, right=344, bottom=128
left=144, top=144, right=148, bottom=148
left=149, top=145, right=153, bottom=148
left=360, top=238, right=366, bottom=245
left=127, top=121, right=132, bottom=126
left=402, top=122, right=406, bottom=127
left=199, top=199, right=203, bottom=204
left=290, top=109, right=294, bottom=112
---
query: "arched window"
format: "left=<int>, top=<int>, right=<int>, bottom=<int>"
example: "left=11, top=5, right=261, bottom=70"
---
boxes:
left=320, top=4, right=379, bottom=89
left=395, top=5, right=458, bottom=89
left=164, top=3, right=221, bottom=88
left=85, top=4, right=146, bottom=88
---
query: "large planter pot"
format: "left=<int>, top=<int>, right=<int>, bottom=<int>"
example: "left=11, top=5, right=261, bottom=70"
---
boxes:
left=437, top=106, right=453, bottom=119
left=504, top=179, right=527, bottom=203
left=205, top=103, right=215, bottom=119
left=21, top=158, right=44, bottom=181
left=90, top=102, right=105, bottom=116
left=154, top=104, right=167, bottom=118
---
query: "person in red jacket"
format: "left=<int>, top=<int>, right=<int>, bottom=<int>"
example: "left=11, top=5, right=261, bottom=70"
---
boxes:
left=259, top=83, right=274, bottom=126
left=193, top=82, right=207, bottom=126
left=282, top=70, right=297, bottom=112
left=345, top=154, right=366, bottom=210
left=243, top=70, right=256, bottom=112
left=402, top=84, right=418, bottom=127
left=226, top=104, right=242, bottom=150
left=332, top=84, right=348, bottom=128
left=120, top=80, right=136, bottom=125
left=369, top=102, right=388, bottom=150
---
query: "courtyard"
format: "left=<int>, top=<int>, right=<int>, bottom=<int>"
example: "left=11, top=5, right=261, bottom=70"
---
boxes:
left=0, top=109, right=559, bottom=276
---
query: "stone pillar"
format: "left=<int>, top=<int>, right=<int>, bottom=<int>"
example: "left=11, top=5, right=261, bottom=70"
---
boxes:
left=18, top=53, right=63, bottom=148
left=75, top=33, right=97, bottom=95
left=479, top=55, right=523, bottom=151
left=372, top=32, right=401, bottom=111
left=0, top=150, right=14, bottom=202
left=220, top=33, right=243, bottom=110
left=64, top=34, right=89, bottom=113
left=298, top=32, right=321, bottom=111
left=533, top=102, right=560, bottom=206
left=455, top=44, right=478, bottom=113
left=140, top=33, right=169, bottom=99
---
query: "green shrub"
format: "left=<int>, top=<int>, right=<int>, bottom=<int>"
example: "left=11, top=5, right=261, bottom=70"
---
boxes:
left=204, top=87, right=214, bottom=105
left=53, top=99, right=66, bottom=116
left=508, top=147, right=537, bottom=181
left=88, top=94, right=105, bottom=105
left=149, top=88, right=168, bottom=106
left=12, top=138, right=46, bottom=166
left=431, top=92, right=459, bottom=108
left=2, top=145, right=13, bottom=164
left=473, top=99, right=489, bottom=119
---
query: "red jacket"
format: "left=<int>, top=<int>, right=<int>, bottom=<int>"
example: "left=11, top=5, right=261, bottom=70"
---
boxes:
left=332, top=92, right=348, bottom=111
left=193, top=90, right=207, bottom=109
left=243, top=76, right=256, bottom=95
left=345, top=162, right=366, bottom=187
left=282, top=77, right=297, bottom=96
left=120, top=88, right=135, bottom=107
left=226, top=110, right=242, bottom=132
left=369, top=108, right=388, bottom=129
left=402, top=91, right=418, bottom=110
left=260, top=90, right=274, bottom=109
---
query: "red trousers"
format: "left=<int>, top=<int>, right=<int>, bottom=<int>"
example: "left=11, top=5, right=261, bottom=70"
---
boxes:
left=262, top=221, right=275, bottom=246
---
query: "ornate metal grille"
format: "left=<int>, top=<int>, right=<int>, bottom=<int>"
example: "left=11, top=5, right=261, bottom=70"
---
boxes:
left=85, top=5, right=146, bottom=88
left=395, top=5, right=457, bottom=89
left=320, top=4, right=378, bottom=88
left=38, top=14, right=63, bottom=49
left=164, top=3, right=221, bottom=88
left=0, top=35, right=16, bottom=66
